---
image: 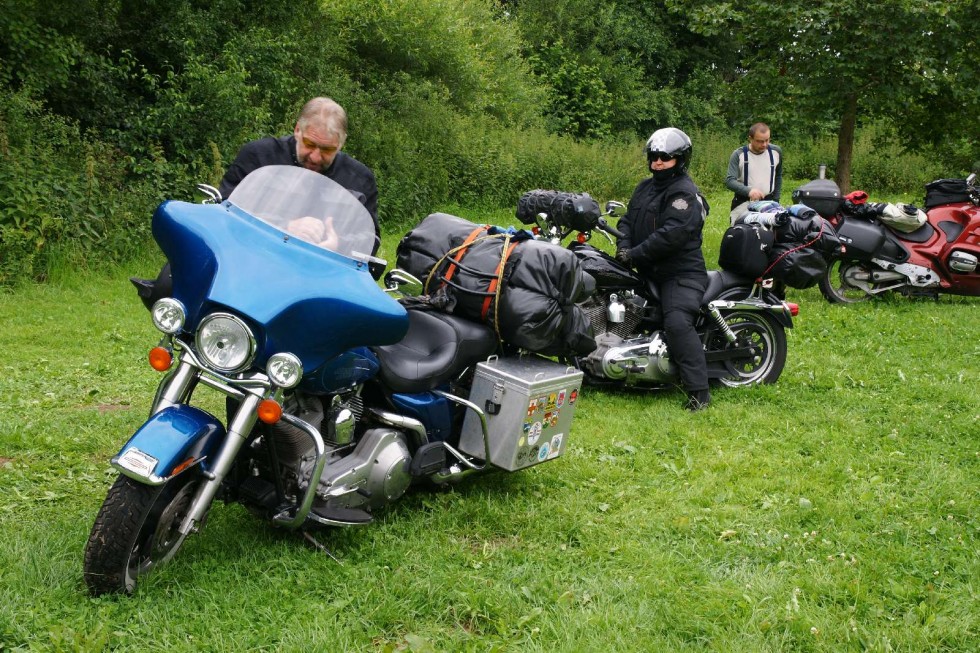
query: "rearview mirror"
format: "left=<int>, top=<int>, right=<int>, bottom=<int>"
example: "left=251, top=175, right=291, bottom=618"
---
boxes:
left=384, top=269, right=424, bottom=297
left=604, top=200, right=626, bottom=217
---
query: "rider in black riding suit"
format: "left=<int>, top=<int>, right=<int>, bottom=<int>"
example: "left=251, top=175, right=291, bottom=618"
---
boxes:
left=615, top=127, right=711, bottom=411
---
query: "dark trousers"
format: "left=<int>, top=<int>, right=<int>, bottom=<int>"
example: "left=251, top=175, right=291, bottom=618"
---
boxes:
left=658, top=276, right=708, bottom=392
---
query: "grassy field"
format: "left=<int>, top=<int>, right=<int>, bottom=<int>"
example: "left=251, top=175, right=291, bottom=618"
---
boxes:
left=0, top=189, right=977, bottom=652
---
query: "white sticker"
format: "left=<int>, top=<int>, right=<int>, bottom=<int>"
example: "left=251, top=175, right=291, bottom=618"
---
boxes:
left=549, top=433, right=564, bottom=458
left=528, top=421, right=542, bottom=445
left=671, top=198, right=689, bottom=211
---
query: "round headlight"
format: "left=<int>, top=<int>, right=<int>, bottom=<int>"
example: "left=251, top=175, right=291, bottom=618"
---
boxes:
left=151, top=298, right=186, bottom=334
left=194, top=313, right=256, bottom=372
left=266, top=353, right=303, bottom=389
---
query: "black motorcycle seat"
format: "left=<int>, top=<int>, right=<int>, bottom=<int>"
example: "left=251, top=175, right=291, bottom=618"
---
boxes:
left=373, top=309, right=498, bottom=394
left=891, top=222, right=935, bottom=243
left=703, top=269, right=753, bottom=303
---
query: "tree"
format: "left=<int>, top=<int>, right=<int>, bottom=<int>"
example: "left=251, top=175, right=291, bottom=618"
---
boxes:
left=502, top=0, right=735, bottom=138
left=671, top=0, right=979, bottom=190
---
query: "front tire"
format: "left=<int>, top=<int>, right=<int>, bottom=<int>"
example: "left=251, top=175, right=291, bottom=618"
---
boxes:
left=819, top=258, right=877, bottom=303
left=83, top=473, right=200, bottom=596
left=712, top=311, right=787, bottom=387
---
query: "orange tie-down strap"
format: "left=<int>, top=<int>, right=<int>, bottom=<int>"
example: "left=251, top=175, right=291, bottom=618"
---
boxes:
left=481, top=237, right=521, bottom=323
left=425, top=226, right=487, bottom=294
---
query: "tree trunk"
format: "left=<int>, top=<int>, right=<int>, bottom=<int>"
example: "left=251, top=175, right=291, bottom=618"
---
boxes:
left=835, top=92, right=858, bottom=193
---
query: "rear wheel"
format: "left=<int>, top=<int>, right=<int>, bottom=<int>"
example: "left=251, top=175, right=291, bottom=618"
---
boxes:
left=819, top=258, right=878, bottom=303
left=711, top=311, right=787, bottom=387
left=83, top=473, right=200, bottom=596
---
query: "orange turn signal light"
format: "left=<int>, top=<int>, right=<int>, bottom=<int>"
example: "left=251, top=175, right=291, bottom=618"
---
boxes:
left=257, top=399, right=283, bottom=424
left=148, top=346, right=173, bottom=371
left=171, top=456, right=196, bottom=476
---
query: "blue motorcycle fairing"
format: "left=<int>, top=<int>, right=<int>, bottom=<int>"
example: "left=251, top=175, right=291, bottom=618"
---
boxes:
left=390, top=391, right=454, bottom=442
left=301, top=346, right=380, bottom=393
left=152, top=200, right=408, bottom=372
left=112, top=405, right=225, bottom=484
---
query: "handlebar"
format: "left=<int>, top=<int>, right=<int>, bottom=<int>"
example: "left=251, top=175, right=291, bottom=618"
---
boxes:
left=596, top=216, right=624, bottom=239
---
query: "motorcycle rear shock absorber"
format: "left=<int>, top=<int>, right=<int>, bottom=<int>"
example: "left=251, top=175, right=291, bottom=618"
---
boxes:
left=708, top=306, right=737, bottom=344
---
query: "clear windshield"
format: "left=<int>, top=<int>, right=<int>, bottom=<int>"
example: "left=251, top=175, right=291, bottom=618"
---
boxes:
left=226, top=165, right=377, bottom=260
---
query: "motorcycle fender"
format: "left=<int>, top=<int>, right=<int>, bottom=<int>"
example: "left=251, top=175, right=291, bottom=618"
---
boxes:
left=112, top=404, right=226, bottom=486
left=711, top=299, right=794, bottom=329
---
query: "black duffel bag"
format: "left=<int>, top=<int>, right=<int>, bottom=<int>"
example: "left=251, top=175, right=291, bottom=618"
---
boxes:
left=924, top=178, right=971, bottom=209
left=766, top=245, right=828, bottom=289
left=718, top=223, right=775, bottom=279
left=516, top=189, right=601, bottom=233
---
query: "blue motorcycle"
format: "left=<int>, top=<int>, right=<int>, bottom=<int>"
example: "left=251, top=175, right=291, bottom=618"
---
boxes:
left=83, top=166, right=583, bottom=595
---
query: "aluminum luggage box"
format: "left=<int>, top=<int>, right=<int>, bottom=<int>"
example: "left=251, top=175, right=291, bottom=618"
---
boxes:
left=459, top=356, right=583, bottom=471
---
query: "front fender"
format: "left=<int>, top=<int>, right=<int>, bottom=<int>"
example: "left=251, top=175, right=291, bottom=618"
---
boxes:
left=112, top=405, right=226, bottom=486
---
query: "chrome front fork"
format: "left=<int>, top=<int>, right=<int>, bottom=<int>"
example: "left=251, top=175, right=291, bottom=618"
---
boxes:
left=176, top=391, right=263, bottom=538
left=156, top=352, right=329, bottom=535
left=150, top=354, right=265, bottom=539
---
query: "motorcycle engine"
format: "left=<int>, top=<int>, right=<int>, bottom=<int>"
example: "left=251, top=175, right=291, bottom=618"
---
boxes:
left=582, top=331, right=677, bottom=384
left=261, top=391, right=412, bottom=516
left=581, top=291, right=646, bottom=339
left=949, top=250, right=978, bottom=273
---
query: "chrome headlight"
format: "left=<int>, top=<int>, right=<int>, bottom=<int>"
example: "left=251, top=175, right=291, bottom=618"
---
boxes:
left=195, top=313, right=256, bottom=372
left=151, top=298, right=186, bottom=334
left=266, top=353, right=303, bottom=389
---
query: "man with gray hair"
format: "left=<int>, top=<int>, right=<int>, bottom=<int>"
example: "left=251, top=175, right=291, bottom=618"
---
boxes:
left=132, top=98, right=380, bottom=309
left=219, top=97, right=379, bottom=241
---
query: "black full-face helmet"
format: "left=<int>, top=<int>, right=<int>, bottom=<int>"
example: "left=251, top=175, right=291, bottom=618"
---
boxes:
left=645, top=127, right=693, bottom=173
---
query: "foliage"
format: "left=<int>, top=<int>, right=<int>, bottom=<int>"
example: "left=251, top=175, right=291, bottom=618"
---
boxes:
left=0, top=0, right=974, bottom=285
left=671, top=0, right=980, bottom=188
left=0, top=89, right=158, bottom=284
left=505, top=0, right=730, bottom=138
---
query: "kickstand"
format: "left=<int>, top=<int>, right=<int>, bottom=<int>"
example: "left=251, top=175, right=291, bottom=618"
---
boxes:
left=301, top=530, right=343, bottom=565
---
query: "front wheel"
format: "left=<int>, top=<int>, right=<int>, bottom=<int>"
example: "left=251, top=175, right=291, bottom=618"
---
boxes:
left=819, top=258, right=878, bottom=303
left=711, top=311, right=787, bottom=387
left=83, top=473, right=201, bottom=596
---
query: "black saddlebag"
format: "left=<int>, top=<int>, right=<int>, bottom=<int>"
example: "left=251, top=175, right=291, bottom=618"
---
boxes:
left=766, top=245, right=827, bottom=289
left=718, top=223, right=775, bottom=279
left=396, top=213, right=596, bottom=356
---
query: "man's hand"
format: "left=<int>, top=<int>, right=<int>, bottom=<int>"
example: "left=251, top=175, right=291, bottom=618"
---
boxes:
left=287, top=216, right=326, bottom=243
left=615, top=248, right=632, bottom=266
left=319, top=216, right=339, bottom=251
left=287, top=216, right=340, bottom=251
left=748, top=188, right=765, bottom=201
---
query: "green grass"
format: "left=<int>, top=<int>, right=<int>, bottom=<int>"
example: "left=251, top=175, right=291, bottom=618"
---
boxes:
left=1, top=192, right=977, bottom=652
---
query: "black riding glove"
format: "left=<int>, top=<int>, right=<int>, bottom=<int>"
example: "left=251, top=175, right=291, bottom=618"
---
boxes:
left=615, top=248, right=632, bottom=265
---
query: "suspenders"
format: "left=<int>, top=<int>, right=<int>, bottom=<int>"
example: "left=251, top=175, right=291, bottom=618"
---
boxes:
left=741, top=145, right=775, bottom=195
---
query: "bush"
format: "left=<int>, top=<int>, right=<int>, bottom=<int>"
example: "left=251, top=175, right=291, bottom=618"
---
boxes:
left=0, top=88, right=158, bottom=283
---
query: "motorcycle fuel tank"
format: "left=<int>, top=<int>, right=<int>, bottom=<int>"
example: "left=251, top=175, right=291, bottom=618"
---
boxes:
left=568, top=242, right=641, bottom=289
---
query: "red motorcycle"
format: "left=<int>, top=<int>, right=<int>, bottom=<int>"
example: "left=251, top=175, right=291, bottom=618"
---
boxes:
left=794, top=174, right=980, bottom=302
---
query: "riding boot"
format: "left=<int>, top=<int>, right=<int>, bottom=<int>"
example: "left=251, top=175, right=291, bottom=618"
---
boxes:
left=685, top=388, right=711, bottom=411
